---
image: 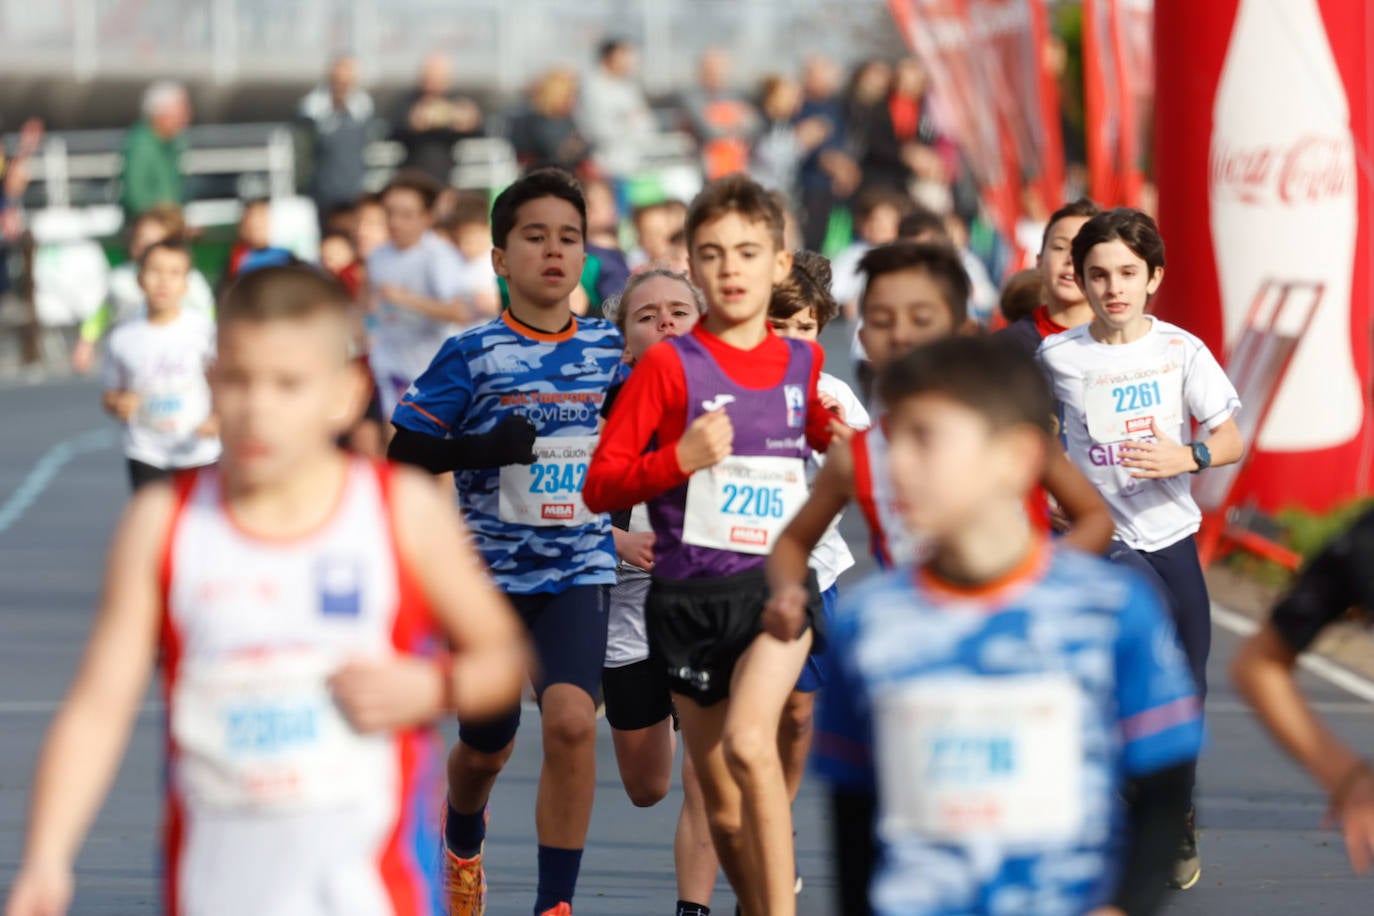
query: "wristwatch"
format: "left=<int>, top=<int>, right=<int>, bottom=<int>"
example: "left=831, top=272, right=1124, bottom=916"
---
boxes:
left=1189, top=441, right=1212, bottom=473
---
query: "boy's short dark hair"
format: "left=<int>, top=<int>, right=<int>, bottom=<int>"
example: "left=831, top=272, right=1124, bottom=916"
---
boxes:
left=898, top=206, right=948, bottom=242
left=382, top=170, right=443, bottom=212
left=490, top=167, right=587, bottom=249
left=999, top=268, right=1043, bottom=324
left=241, top=196, right=271, bottom=212
left=879, top=335, right=1054, bottom=437
left=219, top=265, right=353, bottom=333
left=853, top=187, right=914, bottom=224
left=1040, top=197, right=1101, bottom=253
left=138, top=239, right=192, bottom=271
left=1071, top=207, right=1165, bottom=278
left=858, top=241, right=970, bottom=326
left=450, top=189, right=491, bottom=228
left=770, top=251, right=839, bottom=330
left=685, top=173, right=785, bottom=251
left=132, top=203, right=187, bottom=241
left=599, top=37, right=631, bottom=62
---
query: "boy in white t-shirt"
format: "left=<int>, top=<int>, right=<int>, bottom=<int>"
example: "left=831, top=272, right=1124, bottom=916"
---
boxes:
left=367, top=171, right=482, bottom=419
left=1037, top=207, right=1244, bottom=891
left=102, top=240, right=220, bottom=490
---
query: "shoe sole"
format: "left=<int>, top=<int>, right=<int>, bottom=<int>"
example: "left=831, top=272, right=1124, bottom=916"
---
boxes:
left=1170, top=865, right=1201, bottom=891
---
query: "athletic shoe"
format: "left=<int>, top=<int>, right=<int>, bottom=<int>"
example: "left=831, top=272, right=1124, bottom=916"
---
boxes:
left=1169, top=805, right=1201, bottom=890
left=795, top=873, right=804, bottom=894
left=537, top=904, right=571, bottom=916
left=440, top=805, right=488, bottom=916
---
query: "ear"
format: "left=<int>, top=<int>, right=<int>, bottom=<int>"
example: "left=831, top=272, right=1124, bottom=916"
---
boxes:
left=997, top=424, right=1049, bottom=492
left=1146, top=266, right=1165, bottom=297
left=328, top=359, right=372, bottom=433
left=772, top=246, right=794, bottom=285
left=491, top=245, right=509, bottom=279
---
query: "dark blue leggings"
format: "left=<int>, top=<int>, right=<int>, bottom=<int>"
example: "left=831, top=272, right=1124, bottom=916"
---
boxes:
left=1109, top=535, right=1212, bottom=698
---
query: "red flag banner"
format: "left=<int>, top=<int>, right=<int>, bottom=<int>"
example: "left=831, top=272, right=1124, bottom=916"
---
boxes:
left=1084, top=0, right=1154, bottom=207
left=886, top=0, right=1065, bottom=249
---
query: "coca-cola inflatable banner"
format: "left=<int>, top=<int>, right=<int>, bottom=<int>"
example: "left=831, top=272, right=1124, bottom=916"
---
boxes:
left=1154, top=0, right=1373, bottom=512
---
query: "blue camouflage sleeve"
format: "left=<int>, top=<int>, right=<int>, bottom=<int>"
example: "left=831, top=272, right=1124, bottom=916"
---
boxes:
left=810, top=597, right=876, bottom=792
left=1114, top=572, right=1205, bottom=777
left=391, top=336, right=474, bottom=436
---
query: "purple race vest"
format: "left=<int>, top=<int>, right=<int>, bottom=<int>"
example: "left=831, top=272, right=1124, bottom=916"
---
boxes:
left=649, top=333, right=815, bottom=579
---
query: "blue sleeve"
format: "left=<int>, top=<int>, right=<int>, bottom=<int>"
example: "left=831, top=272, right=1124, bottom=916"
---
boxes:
left=1115, top=574, right=1205, bottom=777
left=391, top=336, right=474, bottom=435
left=810, top=600, right=876, bottom=791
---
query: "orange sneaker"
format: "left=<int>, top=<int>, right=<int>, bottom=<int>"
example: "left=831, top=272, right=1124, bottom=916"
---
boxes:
left=537, top=905, right=571, bottom=916
left=443, top=845, right=487, bottom=916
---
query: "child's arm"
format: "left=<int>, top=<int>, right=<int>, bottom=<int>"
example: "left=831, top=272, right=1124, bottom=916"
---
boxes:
left=329, top=468, right=526, bottom=729
left=583, top=344, right=708, bottom=513
left=1040, top=443, right=1115, bottom=554
left=388, top=416, right=538, bottom=473
left=101, top=390, right=139, bottom=423
left=7, top=487, right=172, bottom=916
left=763, top=440, right=856, bottom=640
left=1120, top=416, right=1243, bottom=479
left=376, top=284, right=474, bottom=325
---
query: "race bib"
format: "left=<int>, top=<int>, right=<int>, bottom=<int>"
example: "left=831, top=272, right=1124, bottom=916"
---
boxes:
left=138, top=380, right=205, bottom=437
left=170, top=648, right=383, bottom=812
left=682, top=455, right=809, bottom=555
left=1083, top=363, right=1184, bottom=444
left=499, top=436, right=599, bottom=527
left=874, top=675, right=1085, bottom=845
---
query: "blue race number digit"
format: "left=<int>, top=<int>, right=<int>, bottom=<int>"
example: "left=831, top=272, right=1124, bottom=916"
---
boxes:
left=722, top=483, right=739, bottom=513
left=528, top=464, right=546, bottom=493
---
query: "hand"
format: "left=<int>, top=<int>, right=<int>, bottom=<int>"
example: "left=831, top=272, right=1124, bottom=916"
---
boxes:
left=613, top=529, right=655, bottom=569
left=819, top=391, right=845, bottom=425
left=1333, top=767, right=1374, bottom=873
left=794, top=116, right=832, bottom=152
left=329, top=655, right=446, bottom=733
left=827, top=418, right=854, bottom=444
left=71, top=339, right=96, bottom=375
left=195, top=415, right=219, bottom=439
left=762, top=583, right=808, bottom=642
left=377, top=284, right=414, bottom=308
left=675, top=409, right=733, bottom=473
left=5, top=859, right=73, bottom=916
left=486, top=415, right=538, bottom=466
left=1119, top=420, right=1196, bottom=479
left=110, top=392, right=140, bottom=422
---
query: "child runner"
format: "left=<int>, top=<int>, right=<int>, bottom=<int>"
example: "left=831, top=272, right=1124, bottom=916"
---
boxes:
left=437, top=189, right=502, bottom=323
left=5, top=265, right=526, bottom=916
left=764, top=251, right=870, bottom=820
left=71, top=205, right=214, bottom=374
left=101, top=240, right=220, bottom=490
left=817, top=335, right=1203, bottom=916
left=583, top=174, right=841, bottom=916
left=368, top=171, right=480, bottom=420
left=1232, top=507, right=1374, bottom=873
left=598, top=269, right=722, bottom=916
left=1037, top=207, right=1244, bottom=889
left=389, top=168, right=625, bottom=916
left=997, top=198, right=1101, bottom=356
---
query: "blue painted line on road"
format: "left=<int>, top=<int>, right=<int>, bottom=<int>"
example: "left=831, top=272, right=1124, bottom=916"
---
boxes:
left=0, top=426, right=116, bottom=534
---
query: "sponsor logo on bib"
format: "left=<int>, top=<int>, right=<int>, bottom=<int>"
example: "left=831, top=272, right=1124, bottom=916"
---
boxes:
left=730, top=526, right=768, bottom=547
left=542, top=503, right=575, bottom=521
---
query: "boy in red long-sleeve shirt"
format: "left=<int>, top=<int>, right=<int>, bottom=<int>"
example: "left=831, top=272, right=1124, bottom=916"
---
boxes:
left=584, top=174, right=841, bottom=916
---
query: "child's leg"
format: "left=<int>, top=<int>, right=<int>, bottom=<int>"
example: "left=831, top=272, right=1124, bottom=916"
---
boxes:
left=675, top=748, right=721, bottom=910
left=605, top=659, right=677, bottom=807
left=1140, top=535, right=1212, bottom=697
left=778, top=690, right=817, bottom=803
left=724, top=631, right=814, bottom=916
left=675, top=695, right=757, bottom=909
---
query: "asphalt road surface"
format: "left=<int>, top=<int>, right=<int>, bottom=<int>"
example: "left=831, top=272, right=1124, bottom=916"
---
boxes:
left=2, top=325, right=1372, bottom=914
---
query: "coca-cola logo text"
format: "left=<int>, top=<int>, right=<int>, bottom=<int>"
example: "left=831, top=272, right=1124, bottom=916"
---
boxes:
left=1211, top=135, right=1353, bottom=206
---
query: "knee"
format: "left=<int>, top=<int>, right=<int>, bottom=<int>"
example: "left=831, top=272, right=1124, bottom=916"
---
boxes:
left=723, top=726, right=777, bottom=785
left=543, top=702, right=598, bottom=751
left=706, top=804, right=744, bottom=843
left=624, top=772, right=672, bottom=808
left=451, top=739, right=514, bottom=780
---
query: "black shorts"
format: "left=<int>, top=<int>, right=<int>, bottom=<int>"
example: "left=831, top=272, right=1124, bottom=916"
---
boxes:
left=646, top=569, right=823, bottom=708
left=602, top=658, right=674, bottom=731
left=458, top=584, right=609, bottom=753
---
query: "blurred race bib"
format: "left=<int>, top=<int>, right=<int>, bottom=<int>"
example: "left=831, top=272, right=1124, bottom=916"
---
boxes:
left=874, top=674, right=1085, bottom=845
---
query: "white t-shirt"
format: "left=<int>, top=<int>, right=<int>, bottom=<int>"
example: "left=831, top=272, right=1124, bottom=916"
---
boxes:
left=453, top=250, right=498, bottom=332
left=606, top=503, right=653, bottom=668
left=1038, top=317, right=1241, bottom=552
left=103, top=311, right=220, bottom=470
left=812, top=373, right=869, bottom=591
left=105, top=261, right=216, bottom=329
left=366, top=232, right=470, bottom=403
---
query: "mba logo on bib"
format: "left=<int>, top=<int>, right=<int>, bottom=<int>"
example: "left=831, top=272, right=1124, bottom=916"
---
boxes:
left=316, top=556, right=363, bottom=617
left=784, top=385, right=805, bottom=428
left=542, top=503, right=575, bottom=521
